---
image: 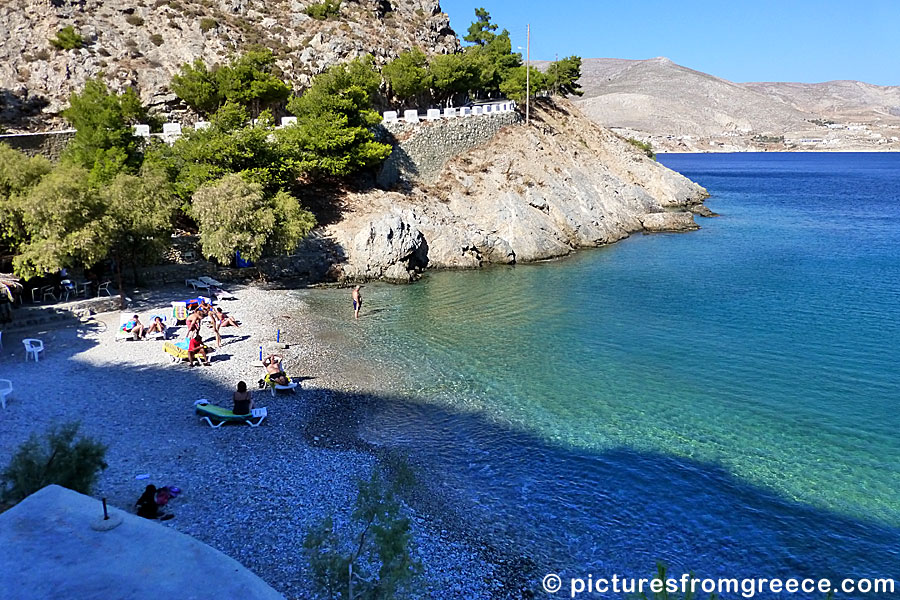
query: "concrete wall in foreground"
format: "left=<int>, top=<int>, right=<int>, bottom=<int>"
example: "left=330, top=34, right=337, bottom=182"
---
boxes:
left=377, top=111, right=521, bottom=187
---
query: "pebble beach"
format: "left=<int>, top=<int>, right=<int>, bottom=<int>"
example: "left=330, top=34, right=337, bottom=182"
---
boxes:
left=0, top=284, right=503, bottom=599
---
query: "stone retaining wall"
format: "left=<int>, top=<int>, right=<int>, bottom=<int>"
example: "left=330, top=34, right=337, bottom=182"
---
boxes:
left=0, top=129, right=75, bottom=161
left=377, top=111, right=521, bottom=187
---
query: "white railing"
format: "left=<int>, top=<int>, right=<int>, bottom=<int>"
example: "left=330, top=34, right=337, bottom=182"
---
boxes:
left=8, top=105, right=516, bottom=147
left=382, top=101, right=516, bottom=124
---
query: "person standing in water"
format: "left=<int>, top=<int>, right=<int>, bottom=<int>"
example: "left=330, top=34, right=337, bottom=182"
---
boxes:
left=352, top=285, right=362, bottom=320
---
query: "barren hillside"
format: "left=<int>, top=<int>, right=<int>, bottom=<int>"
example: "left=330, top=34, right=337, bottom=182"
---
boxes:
left=568, top=57, right=900, bottom=152
left=0, top=0, right=458, bottom=130
left=742, top=80, right=900, bottom=123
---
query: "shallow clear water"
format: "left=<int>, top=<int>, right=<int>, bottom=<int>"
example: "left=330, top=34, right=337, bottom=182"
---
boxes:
left=299, top=153, right=900, bottom=593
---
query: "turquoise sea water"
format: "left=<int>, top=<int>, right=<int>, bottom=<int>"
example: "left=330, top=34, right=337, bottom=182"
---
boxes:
left=300, top=153, right=900, bottom=595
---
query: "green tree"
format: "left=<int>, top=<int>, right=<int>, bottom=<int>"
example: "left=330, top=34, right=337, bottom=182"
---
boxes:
left=49, top=26, right=84, bottom=50
left=427, top=53, right=479, bottom=105
left=305, top=0, right=341, bottom=20
left=547, top=55, right=584, bottom=97
left=191, top=175, right=274, bottom=263
left=282, top=57, right=390, bottom=178
left=382, top=48, right=429, bottom=104
left=305, top=471, right=421, bottom=600
left=103, top=166, right=179, bottom=281
left=172, top=51, right=292, bottom=117
left=499, top=64, right=547, bottom=103
left=13, top=164, right=110, bottom=279
left=463, top=7, right=497, bottom=46
left=190, top=174, right=314, bottom=263
left=270, top=189, right=316, bottom=254
left=0, top=144, right=51, bottom=254
left=148, top=102, right=294, bottom=204
left=170, top=58, right=221, bottom=115
left=216, top=49, right=291, bottom=116
left=0, top=422, right=107, bottom=505
left=61, top=78, right=146, bottom=185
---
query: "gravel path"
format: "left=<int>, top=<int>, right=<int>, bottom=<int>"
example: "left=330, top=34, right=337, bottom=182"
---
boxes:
left=0, top=284, right=501, bottom=599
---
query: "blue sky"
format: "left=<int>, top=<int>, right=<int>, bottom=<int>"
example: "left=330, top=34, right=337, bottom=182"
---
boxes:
left=438, top=0, right=899, bottom=86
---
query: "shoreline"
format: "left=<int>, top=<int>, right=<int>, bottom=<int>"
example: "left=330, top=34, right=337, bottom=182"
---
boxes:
left=0, top=283, right=529, bottom=599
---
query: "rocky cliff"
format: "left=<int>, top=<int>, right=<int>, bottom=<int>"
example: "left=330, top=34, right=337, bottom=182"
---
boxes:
left=0, top=0, right=457, bottom=129
left=319, top=99, right=710, bottom=282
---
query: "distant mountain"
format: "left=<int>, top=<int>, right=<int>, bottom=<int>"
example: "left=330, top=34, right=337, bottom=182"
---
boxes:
left=562, top=57, right=900, bottom=152
left=741, top=80, right=900, bottom=123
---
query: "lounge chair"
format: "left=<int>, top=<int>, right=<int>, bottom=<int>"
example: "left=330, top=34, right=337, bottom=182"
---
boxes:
left=116, top=313, right=140, bottom=342
left=185, top=278, right=211, bottom=292
left=0, top=379, right=11, bottom=409
left=171, top=302, right=188, bottom=325
left=147, top=315, right=167, bottom=340
left=164, top=338, right=213, bottom=362
left=264, top=373, right=299, bottom=397
left=198, top=276, right=224, bottom=288
left=194, top=399, right=267, bottom=427
left=163, top=338, right=191, bottom=362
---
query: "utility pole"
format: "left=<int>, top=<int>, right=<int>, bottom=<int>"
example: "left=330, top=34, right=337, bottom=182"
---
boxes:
left=555, top=52, right=559, bottom=95
left=526, top=23, right=530, bottom=125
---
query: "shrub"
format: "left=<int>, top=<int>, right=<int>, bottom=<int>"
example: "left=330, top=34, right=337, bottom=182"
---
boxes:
left=125, top=14, right=145, bottom=26
left=305, top=470, right=421, bottom=600
left=50, top=26, right=84, bottom=50
left=150, top=33, right=164, bottom=46
left=304, top=0, right=341, bottom=20
left=0, top=422, right=107, bottom=505
left=626, top=137, right=656, bottom=160
left=199, top=17, right=217, bottom=31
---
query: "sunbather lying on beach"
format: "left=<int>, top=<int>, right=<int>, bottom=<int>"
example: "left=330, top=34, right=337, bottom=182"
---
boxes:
left=122, top=314, right=145, bottom=340
left=188, top=329, right=211, bottom=367
left=146, top=316, right=166, bottom=337
left=263, top=353, right=289, bottom=386
left=214, top=307, right=240, bottom=327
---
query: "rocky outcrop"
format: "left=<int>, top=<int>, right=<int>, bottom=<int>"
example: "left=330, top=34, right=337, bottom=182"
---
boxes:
left=0, top=0, right=458, bottom=129
left=323, top=99, right=710, bottom=282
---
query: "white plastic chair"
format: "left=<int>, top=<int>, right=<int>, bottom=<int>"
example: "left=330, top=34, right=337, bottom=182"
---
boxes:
left=97, top=281, right=112, bottom=296
left=0, top=379, right=11, bottom=408
left=23, top=338, right=44, bottom=362
left=41, top=286, right=57, bottom=303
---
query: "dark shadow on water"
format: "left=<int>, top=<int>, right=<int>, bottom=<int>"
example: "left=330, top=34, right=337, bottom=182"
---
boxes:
left=1, top=324, right=896, bottom=600
left=306, top=391, right=900, bottom=599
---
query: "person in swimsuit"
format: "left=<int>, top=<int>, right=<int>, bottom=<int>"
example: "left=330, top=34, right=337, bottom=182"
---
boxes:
left=233, top=381, right=253, bottom=415
left=187, top=329, right=211, bottom=367
left=146, top=316, right=166, bottom=337
left=215, top=307, right=240, bottom=327
left=352, top=285, right=362, bottom=320
left=263, top=353, right=289, bottom=386
left=122, top=314, right=146, bottom=340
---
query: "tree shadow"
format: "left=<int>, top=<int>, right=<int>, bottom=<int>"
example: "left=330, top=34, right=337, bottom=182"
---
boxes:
left=0, top=324, right=896, bottom=600
left=0, top=88, right=51, bottom=130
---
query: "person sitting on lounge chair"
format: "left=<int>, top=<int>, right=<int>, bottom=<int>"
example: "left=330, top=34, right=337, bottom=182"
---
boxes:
left=146, top=316, right=166, bottom=337
left=121, top=314, right=146, bottom=340
left=188, top=329, right=211, bottom=367
left=215, top=307, right=240, bottom=328
left=263, top=354, right=289, bottom=386
left=233, top=381, right=253, bottom=415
